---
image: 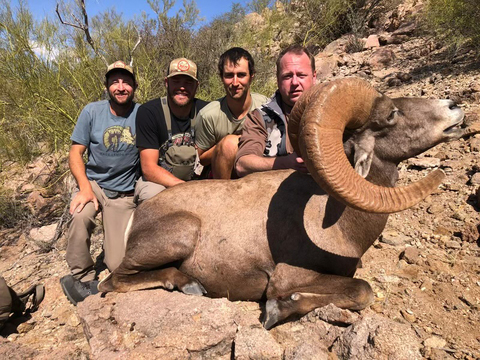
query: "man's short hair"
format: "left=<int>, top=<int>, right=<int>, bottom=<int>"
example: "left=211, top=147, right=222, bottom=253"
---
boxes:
left=276, top=44, right=315, bottom=78
left=218, top=47, right=256, bottom=77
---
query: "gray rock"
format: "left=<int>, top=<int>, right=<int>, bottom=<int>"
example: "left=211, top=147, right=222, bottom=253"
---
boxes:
left=364, top=35, right=380, bottom=49
left=271, top=319, right=337, bottom=360
left=380, top=230, right=411, bottom=246
left=332, top=314, right=422, bottom=359
left=29, top=224, right=57, bottom=243
left=77, top=289, right=266, bottom=359
left=309, top=303, right=359, bottom=326
left=235, top=325, right=283, bottom=359
left=369, top=49, right=396, bottom=69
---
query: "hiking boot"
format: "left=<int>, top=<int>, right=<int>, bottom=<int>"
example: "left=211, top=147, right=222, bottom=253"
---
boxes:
left=60, top=275, right=99, bottom=306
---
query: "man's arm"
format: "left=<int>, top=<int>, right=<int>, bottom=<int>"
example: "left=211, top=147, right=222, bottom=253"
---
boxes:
left=194, top=109, right=217, bottom=166
left=197, top=146, right=215, bottom=166
left=236, top=153, right=306, bottom=177
left=235, top=110, right=307, bottom=177
left=69, top=143, right=98, bottom=214
left=139, top=148, right=184, bottom=187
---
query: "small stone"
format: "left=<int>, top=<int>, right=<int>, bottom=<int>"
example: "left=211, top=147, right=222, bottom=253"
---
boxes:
left=17, top=322, right=36, bottom=333
left=371, top=303, right=384, bottom=313
left=427, top=203, right=444, bottom=214
left=424, top=336, right=447, bottom=349
left=469, top=172, right=480, bottom=185
left=401, top=247, right=420, bottom=264
left=470, top=138, right=480, bottom=152
left=7, top=333, right=19, bottom=341
left=67, top=313, right=81, bottom=327
left=311, top=303, right=359, bottom=325
left=451, top=211, right=466, bottom=221
left=445, top=240, right=461, bottom=249
left=380, top=230, right=411, bottom=246
left=400, top=309, right=416, bottom=322
left=444, top=183, right=461, bottom=191
left=459, top=293, right=478, bottom=309
left=365, top=34, right=380, bottom=48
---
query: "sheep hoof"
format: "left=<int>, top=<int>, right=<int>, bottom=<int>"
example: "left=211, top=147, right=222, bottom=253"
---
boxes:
left=180, top=280, right=206, bottom=296
left=263, top=299, right=280, bottom=329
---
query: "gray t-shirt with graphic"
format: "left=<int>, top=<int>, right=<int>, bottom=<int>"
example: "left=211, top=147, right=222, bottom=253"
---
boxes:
left=71, top=100, right=140, bottom=192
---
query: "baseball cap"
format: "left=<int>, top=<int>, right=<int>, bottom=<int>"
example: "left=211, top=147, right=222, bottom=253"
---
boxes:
left=105, top=60, right=135, bottom=81
left=167, top=58, right=198, bottom=81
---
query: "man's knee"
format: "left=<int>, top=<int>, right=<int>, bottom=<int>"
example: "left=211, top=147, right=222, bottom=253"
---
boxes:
left=134, top=178, right=166, bottom=204
left=214, top=135, right=240, bottom=160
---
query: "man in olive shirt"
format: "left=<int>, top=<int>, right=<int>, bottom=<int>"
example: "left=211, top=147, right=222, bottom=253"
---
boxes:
left=195, top=47, right=268, bottom=179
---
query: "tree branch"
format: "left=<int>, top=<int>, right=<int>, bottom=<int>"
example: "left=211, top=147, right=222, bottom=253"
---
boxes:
left=55, top=1, right=108, bottom=66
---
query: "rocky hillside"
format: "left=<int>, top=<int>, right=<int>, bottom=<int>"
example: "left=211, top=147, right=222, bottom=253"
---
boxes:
left=0, top=1, right=479, bottom=359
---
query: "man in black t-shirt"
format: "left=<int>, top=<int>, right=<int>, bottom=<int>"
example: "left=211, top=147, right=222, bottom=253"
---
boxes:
left=135, top=58, right=208, bottom=203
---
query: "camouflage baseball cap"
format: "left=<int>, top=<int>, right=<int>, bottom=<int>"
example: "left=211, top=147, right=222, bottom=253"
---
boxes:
left=167, top=58, right=198, bottom=81
left=105, top=60, right=135, bottom=80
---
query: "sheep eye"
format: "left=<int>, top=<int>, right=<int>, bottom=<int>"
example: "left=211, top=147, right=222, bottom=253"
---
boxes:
left=387, top=109, right=398, bottom=122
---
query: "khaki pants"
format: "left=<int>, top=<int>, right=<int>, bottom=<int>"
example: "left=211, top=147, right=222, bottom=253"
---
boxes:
left=134, top=177, right=166, bottom=205
left=66, top=181, right=135, bottom=281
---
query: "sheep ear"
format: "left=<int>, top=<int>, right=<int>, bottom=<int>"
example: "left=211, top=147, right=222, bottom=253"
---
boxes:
left=354, top=134, right=375, bottom=178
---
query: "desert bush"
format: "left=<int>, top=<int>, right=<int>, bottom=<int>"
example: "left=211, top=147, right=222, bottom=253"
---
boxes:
left=425, top=0, right=480, bottom=49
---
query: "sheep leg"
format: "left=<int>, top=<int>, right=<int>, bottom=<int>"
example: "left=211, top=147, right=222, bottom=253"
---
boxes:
left=98, top=211, right=203, bottom=294
left=263, top=263, right=373, bottom=329
left=98, top=267, right=206, bottom=295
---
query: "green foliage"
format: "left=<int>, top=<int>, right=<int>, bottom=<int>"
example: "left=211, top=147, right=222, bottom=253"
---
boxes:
left=425, top=0, right=480, bottom=48
left=247, top=0, right=272, bottom=14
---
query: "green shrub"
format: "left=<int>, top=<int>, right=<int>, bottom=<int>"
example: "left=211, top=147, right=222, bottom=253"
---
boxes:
left=425, top=0, right=480, bottom=48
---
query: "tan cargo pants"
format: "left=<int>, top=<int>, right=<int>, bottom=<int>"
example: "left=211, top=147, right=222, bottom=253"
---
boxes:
left=66, top=181, right=135, bottom=281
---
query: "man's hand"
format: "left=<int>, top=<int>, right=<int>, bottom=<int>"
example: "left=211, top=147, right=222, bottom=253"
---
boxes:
left=69, top=189, right=98, bottom=215
left=273, top=153, right=308, bottom=173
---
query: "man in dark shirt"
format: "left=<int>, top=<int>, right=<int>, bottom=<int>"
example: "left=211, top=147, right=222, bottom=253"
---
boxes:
left=135, top=58, right=208, bottom=202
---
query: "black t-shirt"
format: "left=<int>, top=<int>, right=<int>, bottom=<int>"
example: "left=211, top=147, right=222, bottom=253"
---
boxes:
left=136, top=97, right=209, bottom=152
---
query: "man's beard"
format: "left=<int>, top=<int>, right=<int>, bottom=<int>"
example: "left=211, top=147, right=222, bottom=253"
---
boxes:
left=109, top=89, right=134, bottom=107
left=168, top=88, right=193, bottom=108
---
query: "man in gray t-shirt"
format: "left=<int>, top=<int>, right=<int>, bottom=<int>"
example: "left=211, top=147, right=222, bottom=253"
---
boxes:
left=60, top=61, right=139, bottom=306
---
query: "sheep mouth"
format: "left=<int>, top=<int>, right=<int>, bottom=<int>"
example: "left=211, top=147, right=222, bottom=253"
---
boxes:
left=444, top=122, right=462, bottom=134
left=443, top=117, right=465, bottom=137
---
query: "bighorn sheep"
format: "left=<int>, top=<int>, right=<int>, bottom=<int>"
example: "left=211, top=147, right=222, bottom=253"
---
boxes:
left=99, top=77, right=466, bottom=329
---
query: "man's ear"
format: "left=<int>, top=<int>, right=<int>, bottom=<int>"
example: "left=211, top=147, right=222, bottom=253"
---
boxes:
left=353, top=133, right=375, bottom=178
